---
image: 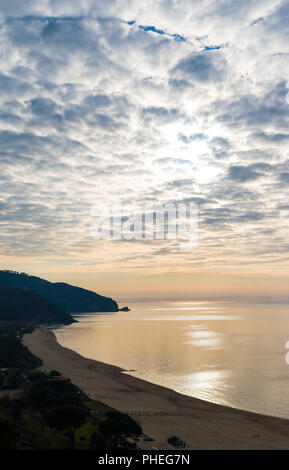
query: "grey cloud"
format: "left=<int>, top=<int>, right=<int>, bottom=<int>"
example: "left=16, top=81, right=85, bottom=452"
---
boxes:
left=262, top=1, right=289, bottom=36
left=279, top=172, right=289, bottom=183
left=0, top=0, right=47, bottom=16
left=209, top=136, right=231, bottom=159
left=209, top=136, right=230, bottom=149
left=252, top=131, right=289, bottom=143
left=214, top=82, right=289, bottom=129
left=82, top=94, right=112, bottom=109
left=277, top=204, right=289, bottom=210
left=203, top=217, right=228, bottom=225
left=140, top=106, right=182, bottom=124
left=27, top=97, right=58, bottom=116
left=171, top=51, right=226, bottom=83
left=236, top=212, right=265, bottom=222
left=40, top=17, right=101, bottom=53
left=0, top=130, right=89, bottom=157
left=182, top=197, right=212, bottom=205
left=202, top=210, right=265, bottom=226
left=248, top=163, right=273, bottom=171
left=178, top=132, right=206, bottom=143
left=153, top=157, right=191, bottom=166
left=168, top=78, right=194, bottom=91
left=227, top=165, right=265, bottom=182
left=0, top=109, right=21, bottom=126
left=165, top=179, right=193, bottom=188
left=0, top=73, right=32, bottom=98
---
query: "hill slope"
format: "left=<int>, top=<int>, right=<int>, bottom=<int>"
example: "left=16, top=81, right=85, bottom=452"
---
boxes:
left=0, top=271, right=118, bottom=313
left=0, top=286, right=75, bottom=325
left=0, top=331, right=42, bottom=368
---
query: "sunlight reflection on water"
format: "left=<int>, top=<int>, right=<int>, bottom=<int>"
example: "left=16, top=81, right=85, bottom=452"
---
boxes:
left=54, top=300, right=289, bottom=419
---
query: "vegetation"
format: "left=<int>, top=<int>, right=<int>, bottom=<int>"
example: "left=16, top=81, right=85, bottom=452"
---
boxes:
left=0, top=335, right=42, bottom=370
left=0, top=324, right=42, bottom=384
left=89, top=431, right=107, bottom=450
left=0, top=286, right=75, bottom=325
left=0, top=323, right=142, bottom=450
left=0, top=374, right=143, bottom=450
left=99, top=411, right=142, bottom=449
left=0, top=270, right=118, bottom=313
left=44, top=405, right=89, bottom=449
left=83, top=400, right=113, bottom=412
left=0, top=411, right=18, bottom=449
left=26, top=378, right=82, bottom=409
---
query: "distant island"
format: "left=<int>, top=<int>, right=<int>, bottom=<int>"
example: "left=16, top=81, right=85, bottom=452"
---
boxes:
left=0, top=286, right=75, bottom=325
left=0, top=270, right=119, bottom=313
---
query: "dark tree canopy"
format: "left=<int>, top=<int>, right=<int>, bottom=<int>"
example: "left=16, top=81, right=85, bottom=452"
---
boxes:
left=0, top=412, right=18, bottom=449
left=27, top=380, right=81, bottom=408
left=99, top=411, right=142, bottom=439
left=44, top=405, right=89, bottom=431
left=90, top=432, right=107, bottom=450
left=0, top=335, right=42, bottom=369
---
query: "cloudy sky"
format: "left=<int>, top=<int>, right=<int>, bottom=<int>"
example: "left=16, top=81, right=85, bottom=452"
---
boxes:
left=0, top=0, right=289, bottom=301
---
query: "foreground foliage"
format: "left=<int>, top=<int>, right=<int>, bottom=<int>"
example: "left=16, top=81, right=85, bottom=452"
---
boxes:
left=0, top=325, right=142, bottom=449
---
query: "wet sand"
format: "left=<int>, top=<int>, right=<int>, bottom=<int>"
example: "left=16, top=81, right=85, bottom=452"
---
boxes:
left=23, top=327, right=289, bottom=450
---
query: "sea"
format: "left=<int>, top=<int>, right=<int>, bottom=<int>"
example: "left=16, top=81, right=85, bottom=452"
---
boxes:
left=53, top=300, right=289, bottom=419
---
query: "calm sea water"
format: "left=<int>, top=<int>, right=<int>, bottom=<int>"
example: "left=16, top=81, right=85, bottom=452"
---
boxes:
left=53, top=301, right=289, bottom=419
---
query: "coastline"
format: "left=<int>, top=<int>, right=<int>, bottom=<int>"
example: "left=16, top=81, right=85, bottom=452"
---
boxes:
left=23, top=327, right=289, bottom=450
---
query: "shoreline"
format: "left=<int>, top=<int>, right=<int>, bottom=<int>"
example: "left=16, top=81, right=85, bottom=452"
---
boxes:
left=23, top=327, right=289, bottom=450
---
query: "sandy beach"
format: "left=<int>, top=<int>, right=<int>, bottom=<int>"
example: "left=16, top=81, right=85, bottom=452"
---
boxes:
left=23, top=327, right=289, bottom=450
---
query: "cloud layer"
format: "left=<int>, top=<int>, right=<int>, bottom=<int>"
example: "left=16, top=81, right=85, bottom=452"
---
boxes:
left=0, top=1, right=288, bottom=292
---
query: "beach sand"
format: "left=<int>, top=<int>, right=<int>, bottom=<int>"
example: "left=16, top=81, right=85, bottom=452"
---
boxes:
left=23, top=327, right=289, bottom=450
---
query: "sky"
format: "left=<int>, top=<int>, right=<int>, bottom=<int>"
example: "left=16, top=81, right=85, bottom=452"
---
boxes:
left=0, top=0, right=289, bottom=301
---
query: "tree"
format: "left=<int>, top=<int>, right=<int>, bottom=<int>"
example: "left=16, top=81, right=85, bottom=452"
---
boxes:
left=0, top=412, right=18, bottom=449
left=99, top=411, right=142, bottom=448
left=28, top=380, right=81, bottom=408
left=90, top=432, right=107, bottom=450
left=6, top=369, right=22, bottom=388
left=44, top=405, right=89, bottom=449
left=0, top=335, right=42, bottom=369
left=28, top=371, right=49, bottom=383
left=11, top=403, right=22, bottom=422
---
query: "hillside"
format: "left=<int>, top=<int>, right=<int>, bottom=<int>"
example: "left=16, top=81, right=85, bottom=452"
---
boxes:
left=0, top=333, right=42, bottom=369
left=0, top=286, right=75, bottom=325
left=0, top=271, right=118, bottom=313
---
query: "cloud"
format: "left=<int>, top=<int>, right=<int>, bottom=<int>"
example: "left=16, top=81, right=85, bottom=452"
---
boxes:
left=171, top=51, right=226, bottom=83
left=213, top=82, right=289, bottom=130
left=228, top=165, right=266, bottom=182
left=252, top=131, right=289, bottom=143
left=279, top=172, right=289, bottom=183
left=0, top=0, right=287, bottom=277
